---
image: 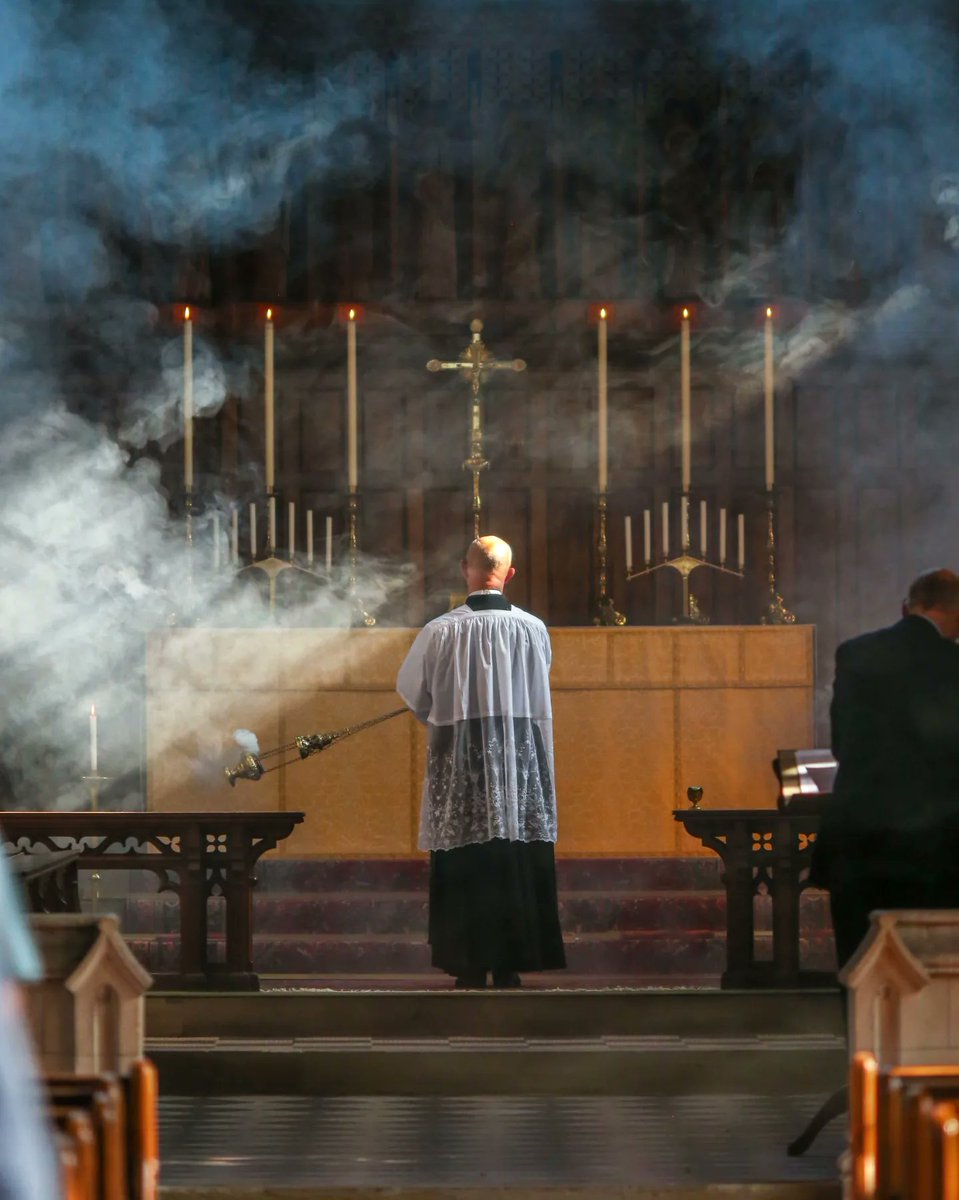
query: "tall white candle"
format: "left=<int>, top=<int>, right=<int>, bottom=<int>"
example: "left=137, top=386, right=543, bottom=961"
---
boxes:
left=643, top=509, right=651, bottom=563
left=306, top=510, right=314, bottom=566
left=598, top=307, right=608, bottom=493
left=249, top=502, right=257, bottom=558
left=700, top=500, right=707, bottom=556
left=325, top=515, right=333, bottom=571
left=89, top=703, right=98, bottom=775
left=231, top=507, right=239, bottom=564
left=213, top=512, right=221, bottom=570
left=265, top=308, right=275, bottom=492
left=183, top=307, right=194, bottom=492
left=288, top=501, right=295, bottom=559
left=681, top=494, right=689, bottom=549
left=347, top=309, right=358, bottom=492
left=764, top=306, right=775, bottom=491
left=662, top=501, right=669, bottom=558
left=268, top=495, right=276, bottom=553
left=719, top=507, right=727, bottom=564
left=624, top=514, right=632, bottom=572
left=737, top=513, right=745, bottom=570
left=681, top=307, right=691, bottom=493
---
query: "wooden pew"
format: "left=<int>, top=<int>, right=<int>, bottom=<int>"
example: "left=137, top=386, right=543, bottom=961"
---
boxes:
left=850, top=1051, right=959, bottom=1200
left=47, top=1075, right=126, bottom=1200
left=54, top=1108, right=98, bottom=1200
left=125, top=1059, right=159, bottom=1200
left=45, top=1060, right=157, bottom=1200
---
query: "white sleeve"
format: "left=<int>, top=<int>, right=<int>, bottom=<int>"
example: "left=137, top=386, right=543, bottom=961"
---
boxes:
left=396, top=626, right=435, bottom=723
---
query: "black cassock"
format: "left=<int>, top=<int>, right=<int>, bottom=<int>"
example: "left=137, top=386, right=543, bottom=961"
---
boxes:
left=811, top=614, right=959, bottom=968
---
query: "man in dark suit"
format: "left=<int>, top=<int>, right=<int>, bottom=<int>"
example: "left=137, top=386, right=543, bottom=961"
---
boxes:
left=811, top=568, right=959, bottom=969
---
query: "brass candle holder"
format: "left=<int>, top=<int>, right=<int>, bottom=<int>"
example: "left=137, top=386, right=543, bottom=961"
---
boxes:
left=594, top=492, right=626, bottom=626
left=626, top=494, right=744, bottom=624
left=761, top=489, right=796, bottom=625
left=347, top=490, right=376, bottom=628
left=80, top=772, right=110, bottom=912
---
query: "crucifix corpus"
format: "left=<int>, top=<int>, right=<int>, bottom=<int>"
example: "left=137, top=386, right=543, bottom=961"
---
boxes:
left=427, top=319, right=526, bottom=539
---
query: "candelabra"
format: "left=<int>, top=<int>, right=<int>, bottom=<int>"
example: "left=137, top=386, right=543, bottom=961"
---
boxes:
left=626, top=495, right=744, bottom=624
left=347, top=490, right=376, bottom=628
left=761, top=489, right=795, bottom=625
left=593, top=493, right=626, bottom=626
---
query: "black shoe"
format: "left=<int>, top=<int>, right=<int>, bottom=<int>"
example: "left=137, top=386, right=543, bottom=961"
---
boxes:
left=492, top=970, right=522, bottom=989
left=454, top=971, right=487, bottom=989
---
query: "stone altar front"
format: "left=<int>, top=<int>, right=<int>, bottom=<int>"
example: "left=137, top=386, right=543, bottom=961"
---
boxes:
left=146, top=625, right=814, bottom=857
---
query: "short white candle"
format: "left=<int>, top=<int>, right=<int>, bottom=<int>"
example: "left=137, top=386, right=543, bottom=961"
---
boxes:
left=719, top=507, right=727, bottom=564
left=764, top=307, right=775, bottom=492
left=662, top=501, right=669, bottom=558
left=347, top=310, right=358, bottom=492
left=89, top=703, right=98, bottom=775
left=265, top=309, right=275, bottom=492
left=598, top=308, right=608, bottom=493
left=624, top=514, right=632, bottom=573
left=643, top=509, right=651, bottom=564
left=680, top=307, right=691, bottom=493
left=231, top=507, right=239, bottom=564
left=183, top=307, right=194, bottom=492
left=681, top=495, right=689, bottom=549
left=288, top=501, right=295, bottom=560
left=325, top=515, right=333, bottom=571
left=213, top=511, right=221, bottom=570
left=249, top=502, right=257, bottom=558
left=737, top=513, right=745, bottom=570
left=268, top=495, right=276, bottom=553
left=306, top=510, right=314, bottom=566
left=700, top=500, right=707, bottom=557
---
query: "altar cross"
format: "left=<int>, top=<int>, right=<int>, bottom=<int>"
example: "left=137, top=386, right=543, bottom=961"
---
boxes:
left=427, top=319, right=526, bottom=538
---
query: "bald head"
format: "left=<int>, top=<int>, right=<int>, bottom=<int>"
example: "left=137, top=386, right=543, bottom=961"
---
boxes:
left=462, top=536, right=515, bottom=593
left=905, top=568, right=959, bottom=639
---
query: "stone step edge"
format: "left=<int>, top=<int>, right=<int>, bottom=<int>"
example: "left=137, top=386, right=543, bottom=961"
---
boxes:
left=157, top=1185, right=841, bottom=1200
left=147, top=1033, right=846, bottom=1052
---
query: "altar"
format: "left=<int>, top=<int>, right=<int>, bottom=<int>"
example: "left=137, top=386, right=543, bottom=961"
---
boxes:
left=146, top=624, right=814, bottom=857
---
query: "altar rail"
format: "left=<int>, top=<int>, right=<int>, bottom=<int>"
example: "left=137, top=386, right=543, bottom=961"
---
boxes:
left=1, top=812, right=303, bottom=990
left=674, top=806, right=833, bottom=989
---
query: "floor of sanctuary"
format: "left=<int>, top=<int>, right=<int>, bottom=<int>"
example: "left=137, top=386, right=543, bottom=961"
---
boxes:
left=157, top=1094, right=844, bottom=1193
left=148, top=989, right=846, bottom=1195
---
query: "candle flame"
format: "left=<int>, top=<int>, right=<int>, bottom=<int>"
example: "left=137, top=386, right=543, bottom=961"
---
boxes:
left=682, top=307, right=689, bottom=320
left=266, top=307, right=273, bottom=321
left=599, top=306, right=607, bottom=320
left=90, top=703, right=96, bottom=717
left=766, top=306, right=773, bottom=319
left=184, top=306, right=191, bottom=321
left=348, top=307, right=356, bottom=321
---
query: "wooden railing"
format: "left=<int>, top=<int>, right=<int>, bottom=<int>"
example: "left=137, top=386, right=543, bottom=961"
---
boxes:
left=3, top=812, right=304, bottom=989
left=850, top=1050, right=959, bottom=1200
left=49, top=1059, right=159, bottom=1200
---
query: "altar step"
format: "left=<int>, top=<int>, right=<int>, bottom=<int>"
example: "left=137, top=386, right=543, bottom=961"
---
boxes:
left=111, top=857, right=837, bottom=983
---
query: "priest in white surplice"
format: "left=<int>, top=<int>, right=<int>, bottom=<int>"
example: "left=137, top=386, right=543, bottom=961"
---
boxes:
left=397, top=536, right=566, bottom=988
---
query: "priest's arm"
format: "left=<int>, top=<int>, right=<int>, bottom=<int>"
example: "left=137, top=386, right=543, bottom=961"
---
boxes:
left=396, top=627, right=435, bottom=724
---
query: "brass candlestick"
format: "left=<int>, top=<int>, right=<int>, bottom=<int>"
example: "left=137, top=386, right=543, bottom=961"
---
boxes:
left=761, top=489, right=795, bottom=625
left=594, top=492, right=626, bottom=626
left=627, top=495, right=744, bottom=623
left=347, top=490, right=376, bottom=628
left=80, top=773, right=110, bottom=911
left=239, top=494, right=326, bottom=618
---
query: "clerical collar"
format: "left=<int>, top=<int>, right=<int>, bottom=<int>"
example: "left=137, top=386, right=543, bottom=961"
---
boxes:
left=469, top=589, right=502, bottom=595
left=466, top=592, right=511, bottom=612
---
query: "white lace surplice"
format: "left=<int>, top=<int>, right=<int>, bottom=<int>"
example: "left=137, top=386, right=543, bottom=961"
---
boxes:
left=396, top=604, right=557, bottom=851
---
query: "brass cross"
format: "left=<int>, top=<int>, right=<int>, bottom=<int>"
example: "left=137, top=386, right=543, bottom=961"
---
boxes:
left=427, top=319, right=526, bottom=539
